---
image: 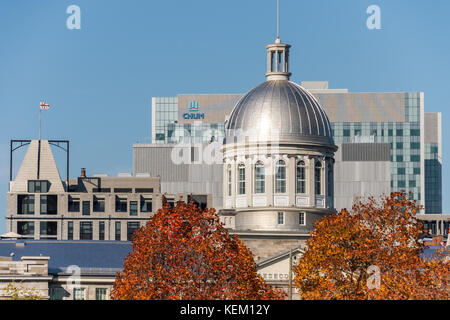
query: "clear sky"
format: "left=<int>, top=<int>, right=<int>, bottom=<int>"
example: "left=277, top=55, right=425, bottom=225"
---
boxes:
left=0, top=0, right=449, bottom=233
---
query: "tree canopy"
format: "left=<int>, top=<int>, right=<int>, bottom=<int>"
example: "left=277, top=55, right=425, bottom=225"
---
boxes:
left=111, top=198, right=285, bottom=300
left=294, top=192, right=449, bottom=300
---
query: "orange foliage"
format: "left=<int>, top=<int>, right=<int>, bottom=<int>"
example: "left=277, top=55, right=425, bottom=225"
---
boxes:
left=111, top=198, right=285, bottom=300
left=294, top=192, right=449, bottom=300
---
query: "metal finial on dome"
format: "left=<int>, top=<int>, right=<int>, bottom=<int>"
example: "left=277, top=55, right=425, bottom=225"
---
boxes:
left=265, top=0, right=291, bottom=81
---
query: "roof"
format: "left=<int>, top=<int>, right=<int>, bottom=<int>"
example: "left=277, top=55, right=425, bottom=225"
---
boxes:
left=225, top=80, right=336, bottom=148
left=0, top=240, right=132, bottom=275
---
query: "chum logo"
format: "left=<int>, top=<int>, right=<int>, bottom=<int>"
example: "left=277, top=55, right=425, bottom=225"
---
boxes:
left=183, top=101, right=205, bottom=119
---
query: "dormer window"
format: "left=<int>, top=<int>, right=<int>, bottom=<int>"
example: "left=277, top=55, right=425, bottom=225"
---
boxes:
left=28, top=180, right=49, bottom=193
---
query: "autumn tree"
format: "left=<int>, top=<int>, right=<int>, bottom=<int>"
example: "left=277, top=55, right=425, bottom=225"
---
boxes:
left=111, top=198, right=285, bottom=300
left=294, top=192, right=449, bottom=300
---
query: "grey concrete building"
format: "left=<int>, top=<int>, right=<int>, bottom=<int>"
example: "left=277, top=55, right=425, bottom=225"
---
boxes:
left=6, top=140, right=211, bottom=241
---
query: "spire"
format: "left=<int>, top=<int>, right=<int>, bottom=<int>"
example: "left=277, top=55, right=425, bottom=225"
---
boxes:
left=265, top=0, right=291, bottom=81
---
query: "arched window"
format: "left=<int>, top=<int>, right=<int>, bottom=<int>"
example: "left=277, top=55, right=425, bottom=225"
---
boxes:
left=275, top=160, right=286, bottom=193
left=227, top=165, right=232, bottom=196
left=327, top=161, right=333, bottom=197
left=296, top=160, right=306, bottom=194
left=315, top=161, right=322, bottom=195
left=238, top=163, right=246, bottom=195
left=254, top=161, right=265, bottom=194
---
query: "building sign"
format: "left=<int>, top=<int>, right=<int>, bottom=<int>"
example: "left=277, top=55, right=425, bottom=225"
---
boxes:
left=183, top=101, right=205, bottom=119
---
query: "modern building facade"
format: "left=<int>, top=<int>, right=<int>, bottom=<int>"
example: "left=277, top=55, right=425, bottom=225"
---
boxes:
left=143, top=82, right=441, bottom=214
left=6, top=140, right=211, bottom=241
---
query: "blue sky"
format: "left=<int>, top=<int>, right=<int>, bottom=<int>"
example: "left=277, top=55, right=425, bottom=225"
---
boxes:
left=0, top=0, right=449, bottom=233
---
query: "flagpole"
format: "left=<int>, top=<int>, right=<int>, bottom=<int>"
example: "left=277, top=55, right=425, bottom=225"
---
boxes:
left=39, top=105, right=41, bottom=141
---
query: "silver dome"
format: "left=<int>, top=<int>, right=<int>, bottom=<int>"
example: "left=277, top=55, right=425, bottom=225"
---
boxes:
left=225, top=80, right=336, bottom=147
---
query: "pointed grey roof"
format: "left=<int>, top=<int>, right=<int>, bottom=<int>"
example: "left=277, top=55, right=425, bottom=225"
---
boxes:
left=10, top=140, right=64, bottom=192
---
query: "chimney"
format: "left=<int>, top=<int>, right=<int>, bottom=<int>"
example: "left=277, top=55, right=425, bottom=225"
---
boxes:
left=81, top=168, right=86, bottom=178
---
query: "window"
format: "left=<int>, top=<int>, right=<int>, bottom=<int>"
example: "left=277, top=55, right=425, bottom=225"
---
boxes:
left=93, top=196, right=105, bottom=212
left=40, top=195, right=58, bottom=215
left=115, top=197, right=127, bottom=212
left=299, top=212, right=305, bottom=226
left=80, top=222, right=93, bottom=240
left=140, top=196, right=152, bottom=212
left=99, top=221, right=105, bottom=240
left=130, top=201, right=138, bottom=216
left=238, top=163, right=246, bottom=195
left=127, top=222, right=140, bottom=241
left=17, top=222, right=34, bottom=236
left=68, top=196, right=80, bottom=212
left=115, top=222, right=121, bottom=241
left=82, top=201, right=90, bottom=216
left=277, top=212, right=284, bottom=225
left=40, top=221, right=57, bottom=238
left=296, top=161, right=306, bottom=194
left=254, top=161, right=265, bottom=194
left=50, top=287, right=65, bottom=300
left=315, top=161, right=322, bottom=195
left=28, top=180, right=49, bottom=193
left=18, top=195, right=35, bottom=215
left=411, top=142, right=420, bottom=149
left=227, top=165, right=232, bottom=196
left=93, top=188, right=111, bottom=193
left=73, top=288, right=85, bottom=300
left=95, top=288, right=108, bottom=300
left=327, top=161, right=333, bottom=197
left=135, top=188, right=154, bottom=193
left=67, top=221, right=73, bottom=240
left=275, top=160, right=286, bottom=193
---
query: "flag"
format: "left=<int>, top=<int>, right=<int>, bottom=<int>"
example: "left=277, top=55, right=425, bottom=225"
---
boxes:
left=40, top=102, right=50, bottom=109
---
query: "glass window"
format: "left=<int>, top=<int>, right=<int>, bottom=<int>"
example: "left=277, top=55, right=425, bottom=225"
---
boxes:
left=95, top=288, right=108, bottom=300
left=127, top=222, right=140, bottom=241
left=40, top=221, right=57, bottom=238
left=18, top=195, right=35, bottom=215
left=40, top=195, right=57, bottom=215
left=296, top=161, right=306, bottom=194
left=115, top=222, right=121, bottom=241
left=17, top=222, right=34, bottom=236
left=67, top=221, right=73, bottom=240
left=115, top=197, right=127, bottom=212
left=130, top=201, right=138, bottom=216
left=68, top=196, right=80, bottom=212
left=254, top=161, right=265, bottom=194
left=28, top=180, right=49, bottom=193
left=299, top=212, right=305, bottom=225
left=315, top=161, right=322, bottom=195
left=327, top=161, right=333, bottom=197
left=277, top=212, right=284, bottom=225
left=73, top=288, right=85, bottom=300
left=80, top=222, right=93, bottom=240
left=238, top=163, right=246, bottom=195
left=93, top=196, right=105, bottom=212
left=275, top=160, right=286, bottom=193
left=140, top=197, right=152, bottom=212
left=82, top=201, right=90, bottom=216
left=50, top=287, right=65, bottom=300
left=99, top=221, right=105, bottom=240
